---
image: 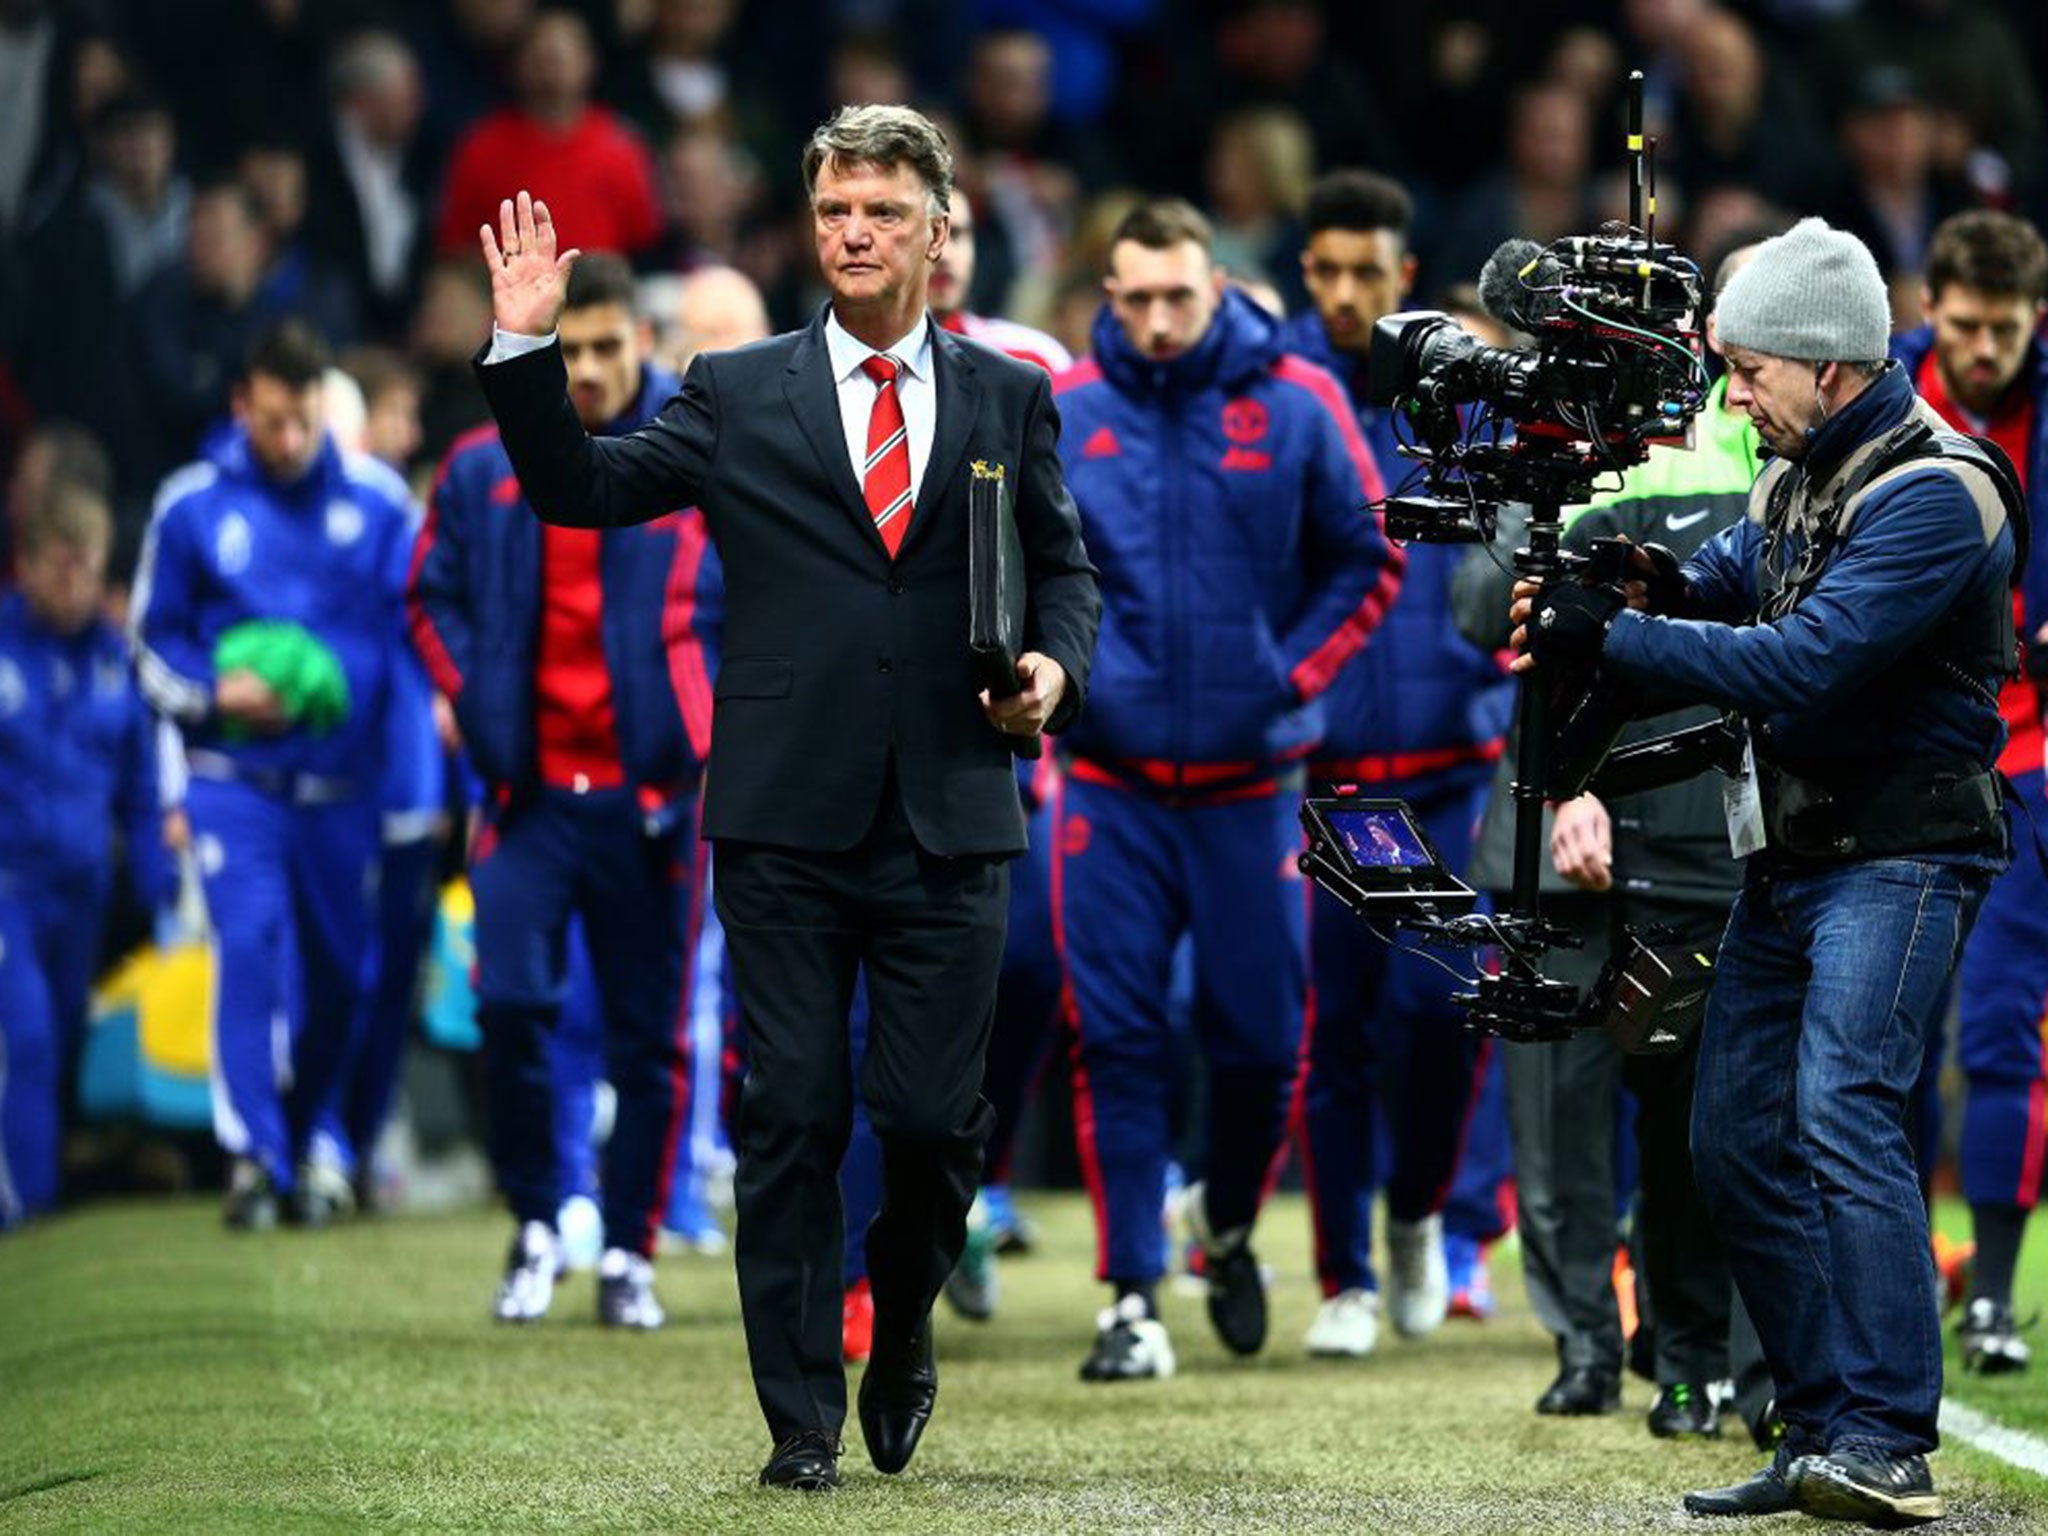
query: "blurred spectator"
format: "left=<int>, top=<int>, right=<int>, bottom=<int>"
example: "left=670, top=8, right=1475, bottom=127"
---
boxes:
left=339, top=346, right=426, bottom=476
left=238, top=140, right=362, bottom=347
left=828, top=31, right=911, bottom=112
left=1205, top=107, right=1314, bottom=311
left=1432, top=82, right=1600, bottom=300
left=1140, top=0, right=1393, bottom=199
left=957, top=28, right=1093, bottom=318
left=1686, top=186, right=1796, bottom=276
left=1667, top=7, right=1834, bottom=211
left=16, top=89, right=189, bottom=515
left=604, top=0, right=786, bottom=168
left=135, top=180, right=320, bottom=478
left=0, top=0, right=77, bottom=239
left=411, top=0, right=536, bottom=150
left=1618, top=0, right=1713, bottom=136
left=307, top=30, right=438, bottom=341
left=664, top=264, right=771, bottom=370
left=75, top=90, right=190, bottom=301
left=1820, top=66, right=1970, bottom=302
left=977, top=0, right=1159, bottom=127
left=410, top=262, right=495, bottom=468
left=434, top=9, right=661, bottom=261
left=1809, top=0, right=2041, bottom=196
left=648, top=121, right=760, bottom=272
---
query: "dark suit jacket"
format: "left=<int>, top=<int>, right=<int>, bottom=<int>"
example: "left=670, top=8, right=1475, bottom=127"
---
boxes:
left=475, top=311, right=1099, bottom=857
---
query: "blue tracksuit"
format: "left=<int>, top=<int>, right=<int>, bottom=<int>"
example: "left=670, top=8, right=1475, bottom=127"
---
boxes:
left=408, top=366, right=722, bottom=1259
left=1890, top=327, right=2048, bottom=1213
left=1052, top=293, right=1402, bottom=1282
left=132, top=430, right=416, bottom=1192
left=1277, top=309, right=1515, bottom=1294
left=317, top=601, right=449, bottom=1184
left=0, top=592, right=169, bottom=1226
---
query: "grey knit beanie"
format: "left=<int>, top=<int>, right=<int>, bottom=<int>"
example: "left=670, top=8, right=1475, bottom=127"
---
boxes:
left=1712, top=217, right=1891, bottom=363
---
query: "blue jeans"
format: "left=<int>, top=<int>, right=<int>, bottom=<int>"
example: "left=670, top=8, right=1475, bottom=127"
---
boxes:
left=1692, top=856, right=1993, bottom=1457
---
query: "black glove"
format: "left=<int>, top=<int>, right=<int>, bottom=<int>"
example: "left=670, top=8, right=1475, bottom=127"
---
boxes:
left=1634, top=541, right=1688, bottom=616
left=1529, top=580, right=1624, bottom=671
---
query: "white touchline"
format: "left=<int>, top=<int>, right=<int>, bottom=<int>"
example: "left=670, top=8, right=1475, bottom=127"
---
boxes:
left=1940, top=1397, right=2048, bottom=1480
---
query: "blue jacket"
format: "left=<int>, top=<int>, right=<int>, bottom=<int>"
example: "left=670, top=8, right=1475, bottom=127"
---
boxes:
left=407, top=365, right=722, bottom=804
left=132, top=429, right=417, bottom=789
left=1052, top=291, right=1403, bottom=782
left=0, top=591, right=168, bottom=903
left=1279, top=309, right=1513, bottom=784
left=1889, top=325, right=2048, bottom=644
left=1602, top=363, right=2016, bottom=772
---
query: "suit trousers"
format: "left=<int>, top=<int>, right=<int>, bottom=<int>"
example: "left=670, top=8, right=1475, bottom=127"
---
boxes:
left=715, top=777, right=1007, bottom=1441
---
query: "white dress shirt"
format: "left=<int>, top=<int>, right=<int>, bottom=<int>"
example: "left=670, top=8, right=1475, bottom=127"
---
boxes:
left=822, top=309, right=935, bottom=503
left=486, top=308, right=938, bottom=497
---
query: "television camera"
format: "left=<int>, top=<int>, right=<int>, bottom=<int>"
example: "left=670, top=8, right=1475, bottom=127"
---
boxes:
left=1299, top=74, right=1726, bottom=1053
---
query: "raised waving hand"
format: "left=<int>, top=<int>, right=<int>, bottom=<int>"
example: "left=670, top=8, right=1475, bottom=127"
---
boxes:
left=478, top=190, right=581, bottom=337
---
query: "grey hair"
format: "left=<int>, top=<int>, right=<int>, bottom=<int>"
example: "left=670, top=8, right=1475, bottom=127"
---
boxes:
left=329, top=30, right=414, bottom=103
left=800, top=104, right=953, bottom=220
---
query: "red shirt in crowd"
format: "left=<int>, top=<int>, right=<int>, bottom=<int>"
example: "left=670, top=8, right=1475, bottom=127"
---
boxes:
left=1915, top=346, right=2041, bottom=776
left=435, top=105, right=661, bottom=259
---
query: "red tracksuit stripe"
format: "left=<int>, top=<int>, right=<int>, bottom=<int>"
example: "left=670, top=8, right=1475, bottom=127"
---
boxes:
left=663, top=511, right=716, bottom=763
left=1269, top=356, right=1406, bottom=702
left=1053, top=357, right=1103, bottom=396
left=643, top=817, right=710, bottom=1254
left=406, top=497, right=465, bottom=700
left=2018, top=1005, right=2048, bottom=1207
left=1050, top=775, right=1113, bottom=1281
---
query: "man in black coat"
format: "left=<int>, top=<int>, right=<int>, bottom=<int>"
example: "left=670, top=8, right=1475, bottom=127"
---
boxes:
left=470, top=104, right=1099, bottom=1492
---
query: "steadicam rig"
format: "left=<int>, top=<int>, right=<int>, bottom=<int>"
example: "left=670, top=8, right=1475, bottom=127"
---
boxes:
left=1300, top=72, right=1720, bottom=1053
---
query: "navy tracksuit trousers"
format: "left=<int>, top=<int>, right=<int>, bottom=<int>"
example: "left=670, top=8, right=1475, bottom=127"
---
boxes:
left=470, top=788, right=697, bottom=1260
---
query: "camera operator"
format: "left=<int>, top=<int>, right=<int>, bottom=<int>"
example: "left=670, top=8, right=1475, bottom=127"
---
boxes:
left=1513, top=217, right=2021, bottom=1527
left=1456, top=234, right=1776, bottom=1438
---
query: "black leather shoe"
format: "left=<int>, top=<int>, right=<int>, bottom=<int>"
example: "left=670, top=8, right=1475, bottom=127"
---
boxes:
left=1647, top=1382, right=1721, bottom=1439
left=1536, top=1364, right=1620, bottom=1415
left=759, top=1430, right=841, bottom=1492
left=1682, top=1462, right=1795, bottom=1517
left=859, top=1315, right=937, bottom=1475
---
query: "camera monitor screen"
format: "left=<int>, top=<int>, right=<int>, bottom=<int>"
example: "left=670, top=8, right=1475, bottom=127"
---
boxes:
left=1327, top=807, right=1436, bottom=870
left=1299, top=796, right=1476, bottom=914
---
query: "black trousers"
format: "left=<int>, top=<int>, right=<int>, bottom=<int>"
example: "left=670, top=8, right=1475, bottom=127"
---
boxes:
left=713, top=781, right=1008, bottom=1441
left=1505, top=891, right=1736, bottom=1384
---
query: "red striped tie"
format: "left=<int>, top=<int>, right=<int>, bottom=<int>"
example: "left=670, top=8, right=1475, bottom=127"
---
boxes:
left=860, top=354, right=913, bottom=556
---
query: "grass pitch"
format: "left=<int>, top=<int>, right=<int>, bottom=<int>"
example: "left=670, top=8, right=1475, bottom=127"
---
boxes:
left=2, top=1192, right=2043, bottom=1533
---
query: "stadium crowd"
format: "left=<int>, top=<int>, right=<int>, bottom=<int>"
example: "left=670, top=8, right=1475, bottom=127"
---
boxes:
left=3, top=0, right=2047, bottom=1520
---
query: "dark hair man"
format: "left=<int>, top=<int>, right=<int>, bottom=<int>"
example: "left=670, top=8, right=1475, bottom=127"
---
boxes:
left=131, top=318, right=420, bottom=1231
left=410, top=252, right=719, bottom=1330
left=1892, top=208, right=2048, bottom=1376
left=1513, top=217, right=2021, bottom=1527
left=1280, top=167, right=1514, bottom=1359
left=0, top=484, right=171, bottom=1228
left=1051, top=197, right=1400, bottom=1381
left=471, top=105, right=1099, bottom=1491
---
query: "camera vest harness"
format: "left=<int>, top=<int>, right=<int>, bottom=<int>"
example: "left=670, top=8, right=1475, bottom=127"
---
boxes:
left=1747, top=397, right=2028, bottom=860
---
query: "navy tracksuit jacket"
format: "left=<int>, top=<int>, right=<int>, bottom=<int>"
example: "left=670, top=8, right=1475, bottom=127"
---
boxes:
left=1051, top=291, right=1402, bottom=1282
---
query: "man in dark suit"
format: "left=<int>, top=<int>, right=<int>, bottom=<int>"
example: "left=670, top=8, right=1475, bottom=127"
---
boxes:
left=470, top=104, right=1099, bottom=1492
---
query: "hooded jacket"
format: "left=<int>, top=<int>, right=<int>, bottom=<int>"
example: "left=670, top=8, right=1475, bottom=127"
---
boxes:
left=1052, top=290, right=1403, bottom=785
